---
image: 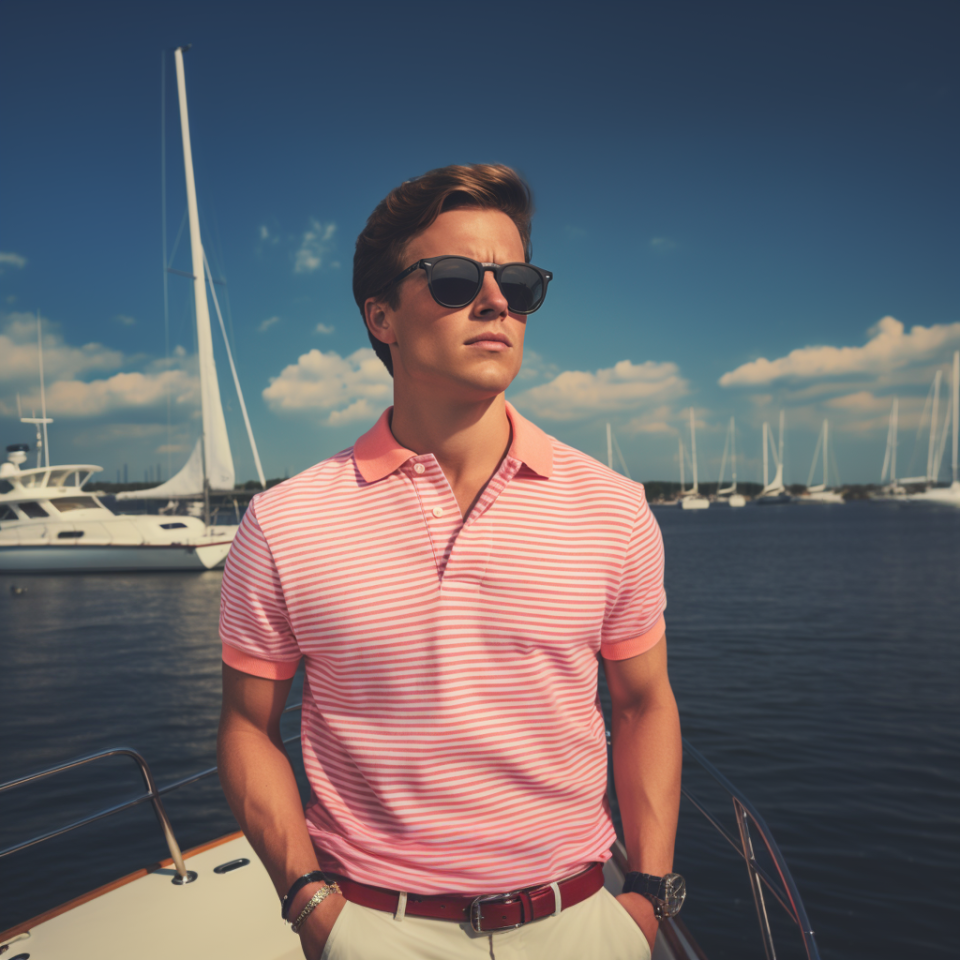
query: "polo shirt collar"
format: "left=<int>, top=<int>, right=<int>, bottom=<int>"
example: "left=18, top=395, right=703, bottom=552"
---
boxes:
left=354, top=402, right=553, bottom=483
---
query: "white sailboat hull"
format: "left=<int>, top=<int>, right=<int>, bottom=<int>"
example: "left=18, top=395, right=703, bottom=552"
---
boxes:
left=0, top=539, right=232, bottom=572
left=679, top=496, right=710, bottom=510
left=908, top=481, right=960, bottom=506
left=797, top=490, right=844, bottom=504
left=717, top=494, right=746, bottom=508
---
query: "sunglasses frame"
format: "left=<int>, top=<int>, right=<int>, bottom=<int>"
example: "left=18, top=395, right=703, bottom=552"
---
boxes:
left=383, top=256, right=553, bottom=315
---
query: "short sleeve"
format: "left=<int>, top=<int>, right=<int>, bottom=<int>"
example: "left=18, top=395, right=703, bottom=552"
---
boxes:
left=600, top=491, right=667, bottom=661
left=219, top=499, right=301, bottom=680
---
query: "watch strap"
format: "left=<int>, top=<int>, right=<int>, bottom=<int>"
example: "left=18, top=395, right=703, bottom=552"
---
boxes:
left=621, top=872, right=664, bottom=900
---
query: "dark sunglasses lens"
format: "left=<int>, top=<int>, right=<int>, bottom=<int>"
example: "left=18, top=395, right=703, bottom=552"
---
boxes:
left=499, top=265, right=544, bottom=313
left=429, top=258, right=482, bottom=307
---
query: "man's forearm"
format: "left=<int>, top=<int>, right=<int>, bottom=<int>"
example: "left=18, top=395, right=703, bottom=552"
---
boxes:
left=217, top=719, right=321, bottom=897
left=610, top=687, right=682, bottom=874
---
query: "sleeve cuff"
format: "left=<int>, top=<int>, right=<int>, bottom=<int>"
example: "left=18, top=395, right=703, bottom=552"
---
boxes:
left=221, top=642, right=301, bottom=680
left=600, top=615, right=666, bottom=661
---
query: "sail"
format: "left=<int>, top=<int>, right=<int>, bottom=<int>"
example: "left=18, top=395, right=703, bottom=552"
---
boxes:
left=116, top=438, right=203, bottom=500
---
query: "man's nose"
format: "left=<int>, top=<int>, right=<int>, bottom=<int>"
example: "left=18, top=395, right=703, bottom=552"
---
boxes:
left=472, top=270, right=509, bottom=317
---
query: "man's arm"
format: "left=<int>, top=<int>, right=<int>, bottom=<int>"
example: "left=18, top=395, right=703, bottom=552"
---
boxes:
left=218, top=663, right=345, bottom=959
left=602, top=634, right=682, bottom=952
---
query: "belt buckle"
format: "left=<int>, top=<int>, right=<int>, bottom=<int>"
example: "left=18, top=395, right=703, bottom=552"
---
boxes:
left=469, top=891, right=523, bottom=933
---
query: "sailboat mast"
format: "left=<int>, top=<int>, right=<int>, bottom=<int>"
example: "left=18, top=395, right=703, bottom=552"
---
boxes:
left=37, top=315, right=50, bottom=468
left=174, top=46, right=235, bottom=523
left=689, top=408, right=699, bottom=492
left=763, top=422, right=769, bottom=488
left=778, top=410, right=785, bottom=481
left=953, top=351, right=959, bottom=484
left=678, top=437, right=685, bottom=493
left=731, top=417, right=737, bottom=487
left=891, top=397, right=898, bottom=482
left=823, top=420, right=829, bottom=488
left=927, top=370, right=941, bottom=484
left=606, top=423, right=613, bottom=471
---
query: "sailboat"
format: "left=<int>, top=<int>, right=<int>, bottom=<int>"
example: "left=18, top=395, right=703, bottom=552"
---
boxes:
left=715, top=416, right=746, bottom=507
left=117, top=46, right=265, bottom=519
left=909, top=350, right=960, bottom=506
left=0, top=48, right=263, bottom=572
left=756, top=411, right=793, bottom=505
left=679, top=408, right=710, bottom=510
left=874, top=398, right=907, bottom=500
left=604, top=423, right=632, bottom=478
left=797, top=420, right=844, bottom=504
left=0, top=319, right=235, bottom=572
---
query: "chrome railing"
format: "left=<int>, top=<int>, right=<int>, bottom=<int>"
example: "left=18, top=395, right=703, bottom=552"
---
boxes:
left=607, top=732, right=819, bottom=960
left=0, top=703, right=305, bottom=886
left=679, top=740, right=819, bottom=960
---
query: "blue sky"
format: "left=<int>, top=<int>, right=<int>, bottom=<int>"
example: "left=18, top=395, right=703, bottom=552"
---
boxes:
left=2, top=1, right=958, bottom=486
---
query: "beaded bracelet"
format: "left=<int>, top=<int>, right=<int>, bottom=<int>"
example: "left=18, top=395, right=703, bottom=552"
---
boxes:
left=291, top=882, right=341, bottom=934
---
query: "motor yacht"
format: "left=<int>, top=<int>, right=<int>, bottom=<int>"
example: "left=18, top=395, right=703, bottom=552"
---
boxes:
left=0, top=444, right=234, bottom=571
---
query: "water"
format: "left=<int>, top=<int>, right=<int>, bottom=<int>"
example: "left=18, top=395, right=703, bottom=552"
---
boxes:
left=1, top=501, right=957, bottom=957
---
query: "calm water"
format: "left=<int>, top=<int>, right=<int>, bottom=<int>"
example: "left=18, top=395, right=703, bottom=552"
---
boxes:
left=1, top=501, right=958, bottom=957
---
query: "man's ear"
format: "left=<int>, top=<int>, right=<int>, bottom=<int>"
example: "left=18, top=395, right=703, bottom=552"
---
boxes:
left=364, top=298, right=397, bottom=345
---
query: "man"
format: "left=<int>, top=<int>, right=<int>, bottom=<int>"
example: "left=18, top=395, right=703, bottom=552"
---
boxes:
left=218, top=164, right=682, bottom=960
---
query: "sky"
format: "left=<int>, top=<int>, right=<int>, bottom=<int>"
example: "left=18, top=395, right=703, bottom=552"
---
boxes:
left=1, top=1, right=958, bottom=487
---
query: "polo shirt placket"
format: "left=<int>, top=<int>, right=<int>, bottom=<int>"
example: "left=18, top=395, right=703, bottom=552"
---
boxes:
left=403, top=453, right=521, bottom=588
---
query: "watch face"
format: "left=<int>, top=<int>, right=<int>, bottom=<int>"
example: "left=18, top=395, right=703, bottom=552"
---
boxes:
left=660, top=873, right=687, bottom=917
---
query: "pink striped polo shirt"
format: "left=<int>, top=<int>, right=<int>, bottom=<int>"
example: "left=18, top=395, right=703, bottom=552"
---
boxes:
left=220, top=402, right=666, bottom=894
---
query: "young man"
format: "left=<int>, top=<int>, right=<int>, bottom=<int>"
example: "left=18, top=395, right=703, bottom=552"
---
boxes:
left=217, top=164, right=682, bottom=960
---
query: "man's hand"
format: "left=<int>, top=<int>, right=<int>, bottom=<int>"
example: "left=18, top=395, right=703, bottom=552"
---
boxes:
left=296, top=889, right=348, bottom=960
left=616, top=891, right=658, bottom=953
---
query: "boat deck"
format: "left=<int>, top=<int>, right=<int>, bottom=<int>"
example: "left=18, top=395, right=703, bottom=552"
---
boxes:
left=1, top=833, right=699, bottom=959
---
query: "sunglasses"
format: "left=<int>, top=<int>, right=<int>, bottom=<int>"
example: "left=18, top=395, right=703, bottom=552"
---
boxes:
left=384, top=256, right=553, bottom=314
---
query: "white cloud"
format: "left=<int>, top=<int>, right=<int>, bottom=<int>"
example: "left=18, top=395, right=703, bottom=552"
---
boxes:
left=259, top=315, right=281, bottom=333
left=511, top=359, right=688, bottom=422
left=294, top=219, right=336, bottom=274
left=315, top=322, right=335, bottom=335
left=720, top=316, right=960, bottom=388
left=0, top=312, right=202, bottom=422
left=6, top=369, right=198, bottom=419
left=515, top=349, right=560, bottom=382
left=0, top=313, right=124, bottom=385
left=0, top=251, right=27, bottom=270
left=262, top=347, right=393, bottom=426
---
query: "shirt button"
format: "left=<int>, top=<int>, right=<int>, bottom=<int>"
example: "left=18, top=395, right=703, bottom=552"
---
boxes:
left=432, top=506, right=444, bottom=518
left=413, top=463, right=426, bottom=475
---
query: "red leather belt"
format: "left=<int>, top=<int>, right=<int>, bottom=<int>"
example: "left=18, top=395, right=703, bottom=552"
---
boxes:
left=332, top=862, right=605, bottom=933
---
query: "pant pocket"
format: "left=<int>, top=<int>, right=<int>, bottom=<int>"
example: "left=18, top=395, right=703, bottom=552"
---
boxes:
left=319, top=899, right=354, bottom=960
left=603, top=889, right=652, bottom=960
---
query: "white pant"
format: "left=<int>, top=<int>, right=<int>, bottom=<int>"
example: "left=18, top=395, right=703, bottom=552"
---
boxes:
left=320, top=887, right=652, bottom=960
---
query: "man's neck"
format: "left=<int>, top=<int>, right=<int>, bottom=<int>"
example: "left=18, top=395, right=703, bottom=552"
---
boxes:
left=389, top=390, right=512, bottom=518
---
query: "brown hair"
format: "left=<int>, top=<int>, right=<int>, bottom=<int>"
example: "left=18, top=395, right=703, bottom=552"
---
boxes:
left=353, top=163, right=534, bottom=375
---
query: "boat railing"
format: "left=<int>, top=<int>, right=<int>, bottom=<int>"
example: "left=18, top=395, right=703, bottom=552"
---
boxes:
left=672, top=738, right=819, bottom=960
left=0, top=703, right=305, bottom=886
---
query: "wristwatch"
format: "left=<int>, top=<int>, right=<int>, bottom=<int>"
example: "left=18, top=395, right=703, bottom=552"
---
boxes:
left=621, top=872, right=687, bottom=920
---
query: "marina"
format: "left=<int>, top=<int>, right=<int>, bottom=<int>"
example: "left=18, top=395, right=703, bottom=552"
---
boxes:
left=2, top=502, right=957, bottom=957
